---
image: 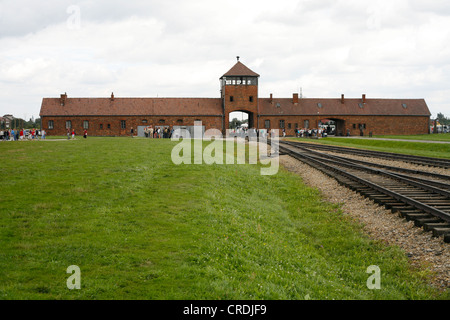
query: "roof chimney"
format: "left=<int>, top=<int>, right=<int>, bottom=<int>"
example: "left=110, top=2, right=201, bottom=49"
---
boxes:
left=341, top=94, right=345, bottom=104
left=269, top=93, right=273, bottom=103
left=293, top=93, right=299, bottom=104
left=60, top=92, right=67, bottom=106
left=111, top=92, right=115, bottom=101
left=362, top=94, right=366, bottom=104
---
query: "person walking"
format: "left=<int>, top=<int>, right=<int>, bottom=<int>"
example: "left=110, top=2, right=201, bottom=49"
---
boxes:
left=84, top=129, right=87, bottom=139
left=130, top=127, right=134, bottom=138
left=41, top=129, right=46, bottom=139
left=72, top=129, right=75, bottom=139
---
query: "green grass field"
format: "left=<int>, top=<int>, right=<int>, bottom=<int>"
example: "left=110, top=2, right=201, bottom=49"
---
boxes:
left=0, top=137, right=448, bottom=300
left=373, top=133, right=450, bottom=142
left=287, top=136, right=450, bottom=159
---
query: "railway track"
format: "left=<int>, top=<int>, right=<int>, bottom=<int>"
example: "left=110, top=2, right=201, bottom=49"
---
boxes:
left=276, top=140, right=450, bottom=243
left=282, top=140, right=450, bottom=169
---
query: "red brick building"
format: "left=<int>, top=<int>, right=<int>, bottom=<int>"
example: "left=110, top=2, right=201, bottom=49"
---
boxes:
left=40, top=59, right=431, bottom=136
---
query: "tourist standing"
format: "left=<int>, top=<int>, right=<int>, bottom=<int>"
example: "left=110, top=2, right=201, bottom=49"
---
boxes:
left=149, top=126, right=154, bottom=138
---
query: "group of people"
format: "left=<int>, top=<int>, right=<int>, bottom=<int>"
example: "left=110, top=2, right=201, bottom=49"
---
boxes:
left=294, top=128, right=328, bottom=138
left=0, top=128, right=45, bottom=141
left=67, top=129, right=88, bottom=139
left=142, top=126, right=173, bottom=139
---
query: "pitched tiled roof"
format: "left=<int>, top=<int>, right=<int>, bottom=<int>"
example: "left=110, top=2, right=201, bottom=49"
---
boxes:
left=221, top=61, right=260, bottom=78
left=258, top=97, right=431, bottom=116
left=40, top=97, right=223, bottom=116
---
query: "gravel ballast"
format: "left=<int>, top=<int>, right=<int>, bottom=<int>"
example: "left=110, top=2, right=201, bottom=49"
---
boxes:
left=279, top=154, right=450, bottom=289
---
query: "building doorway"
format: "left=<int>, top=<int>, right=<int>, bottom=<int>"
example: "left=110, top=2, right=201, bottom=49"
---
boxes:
left=228, top=111, right=254, bottom=132
left=319, top=118, right=345, bottom=136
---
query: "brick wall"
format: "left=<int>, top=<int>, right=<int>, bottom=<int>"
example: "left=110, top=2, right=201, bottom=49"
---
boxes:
left=257, top=115, right=430, bottom=136
left=42, top=116, right=223, bottom=136
left=42, top=114, right=429, bottom=137
left=223, top=84, right=258, bottom=130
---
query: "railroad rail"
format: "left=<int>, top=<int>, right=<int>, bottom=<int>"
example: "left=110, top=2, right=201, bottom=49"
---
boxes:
left=282, top=140, right=450, bottom=169
left=276, top=140, right=450, bottom=243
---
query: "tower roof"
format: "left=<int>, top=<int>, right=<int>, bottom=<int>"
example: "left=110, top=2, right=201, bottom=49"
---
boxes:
left=221, top=61, right=260, bottom=78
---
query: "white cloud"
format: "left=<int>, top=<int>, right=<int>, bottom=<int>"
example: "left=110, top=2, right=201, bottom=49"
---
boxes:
left=0, top=0, right=449, bottom=119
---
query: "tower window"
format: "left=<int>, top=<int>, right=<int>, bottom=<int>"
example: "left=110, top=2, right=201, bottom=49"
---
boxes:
left=249, top=96, right=253, bottom=102
left=230, top=96, right=234, bottom=102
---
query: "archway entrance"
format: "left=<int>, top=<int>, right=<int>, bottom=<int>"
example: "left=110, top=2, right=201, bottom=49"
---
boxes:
left=319, top=118, right=346, bottom=136
left=228, top=111, right=254, bottom=132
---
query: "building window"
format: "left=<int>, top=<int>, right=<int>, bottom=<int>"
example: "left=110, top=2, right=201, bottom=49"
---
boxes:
left=159, top=119, right=165, bottom=123
left=295, top=123, right=298, bottom=129
left=279, top=120, right=285, bottom=129
left=353, top=124, right=356, bottom=129
left=121, top=120, right=126, bottom=129
left=230, top=96, right=234, bottom=102
left=107, top=124, right=111, bottom=129
left=249, top=96, right=253, bottom=102
left=100, top=124, right=103, bottom=129
left=48, top=120, right=54, bottom=130
left=288, top=123, right=292, bottom=129
left=142, top=119, right=148, bottom=123
left=304, top=120, right=309, bottom=128
left=265, top=120, right=270, bottom=129
left=66, top=120, right=72, bottom=129
left=177, top=119, right=183, bottom=123
left=83, top=120, right=89, bottom=129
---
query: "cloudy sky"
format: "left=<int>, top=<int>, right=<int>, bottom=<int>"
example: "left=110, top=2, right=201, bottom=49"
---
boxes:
left=1, top=0, right=450, bottom=120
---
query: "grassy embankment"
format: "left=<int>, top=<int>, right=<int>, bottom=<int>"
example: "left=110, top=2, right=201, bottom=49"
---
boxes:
left=0, top=137, right=448, bottom=299
left=287, top=135, right=450, bottom=159
left=373, top=133, right=450, bottom=142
